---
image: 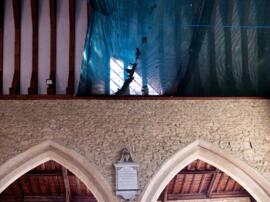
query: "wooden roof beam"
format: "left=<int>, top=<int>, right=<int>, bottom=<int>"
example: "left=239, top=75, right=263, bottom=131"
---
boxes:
left=28, top=0, right=39, bottom=95
left=209, top=192, right=251, bottom=199
left=198, top=174, right=206, bottom=193
left=168, top=193, right=207, bottom=200
left=162, top=185, right=168, bottom=202
left=66, top=0, right=76, bottom=95
left=25, top=170, right=75, bottom=176
left=10, top=0, right=21, bottom=95
left=207, top=172, right=218, bottom=198
left=189, top=174, right=196, bottom=193
left=0, top=0, right=4, bottom=95
left=167, top=192, right=250, bottom=201
left=0, top=196, right=97, bottom=202
left=47, top=0, right=57, bottom=95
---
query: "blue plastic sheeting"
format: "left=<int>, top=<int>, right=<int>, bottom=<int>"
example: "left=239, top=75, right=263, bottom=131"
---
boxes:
left=77, top=0, right=270, bottom=96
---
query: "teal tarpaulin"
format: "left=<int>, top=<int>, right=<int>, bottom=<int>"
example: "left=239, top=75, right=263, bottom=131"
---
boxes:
left=78, top=0, right=270, bottom=96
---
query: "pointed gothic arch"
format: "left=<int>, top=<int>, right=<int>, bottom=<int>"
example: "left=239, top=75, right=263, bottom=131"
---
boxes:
left=0, top=140, right=117, bottom=202
left=139, top=140, right=270, bottom=202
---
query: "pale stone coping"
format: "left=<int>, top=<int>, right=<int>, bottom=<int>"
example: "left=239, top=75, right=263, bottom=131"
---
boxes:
left=139, top=140, right=270, bottom=202
left=0, top=140, right=117, bottom=202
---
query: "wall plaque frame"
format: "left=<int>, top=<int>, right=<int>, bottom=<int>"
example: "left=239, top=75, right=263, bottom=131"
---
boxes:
left=114, top=149, right=139, bottom=200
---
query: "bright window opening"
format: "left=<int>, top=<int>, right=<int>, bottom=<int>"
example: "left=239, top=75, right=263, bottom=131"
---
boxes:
left=110, top=57, right=158, bottom=95
left=110, top=58, right=124, bottom=95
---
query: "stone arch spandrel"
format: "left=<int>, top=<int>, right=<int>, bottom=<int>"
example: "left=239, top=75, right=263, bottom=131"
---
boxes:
left=0, top=140, right=117, bottom=202
left=139, top=140, right=270, bottom=202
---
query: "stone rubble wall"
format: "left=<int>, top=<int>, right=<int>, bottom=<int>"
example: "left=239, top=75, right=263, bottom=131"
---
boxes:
left=0, top=99, right=269, bottom=201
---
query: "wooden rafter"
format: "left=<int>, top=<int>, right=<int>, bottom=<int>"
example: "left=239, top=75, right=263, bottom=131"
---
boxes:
left=50, top=161, right=56, bottom=170
left=10, top=0, right=21, bottom=95
left=232, top=180, right=237, bottom=192
left=28, top=0, right=39, bottom=95
left=210, top=192, right=253, bottom=199
left=215, top=173, right=224, bottom=193
left=62, top=168, right=71, bottom=202
left=25, top=170, right=74, bottom=176
left=207, top=172, right=218, bottom=197
left=196, top=159, right=202, bottom=169
left=37, top=176, right=45, bottom=194
left=172, top=175, right=180, bottom=193
left=34, top=176, right=42, bottom=195
left=189, top=174, right=196, bottom=193
left=173, top=174, right=186, bottom=193
left=55, top=176, right=62, bottom=195
left=162, top=185, right=168, bottom=202
left=159, top=160, right=252, bottom=201
left=171, top=175, right=177, bottom=194
left=219, top=175, right=230, bottom=193
left=7, top=182, right=13, bottom=195
left=0, top=161, right=98, bottom=202
left=180, top=170, right=221, bottom=175
left=66, top=0, right=76, bottom=95
left=198, top=174, right=206, bottom=193
left=17, top=179, right=24, bottom=200
left=179, top=174, right=186, bottom=194
left=167, top=192, right=250, bottom=201
left=44, top=176, right=51, bottom=195
left=0, top=0, right=4, bottom=95
left=168, top=193, right=207, bottom=200
left=47, top=0, right=57, bottom=95
left=76, top=178, right=82, bottom=196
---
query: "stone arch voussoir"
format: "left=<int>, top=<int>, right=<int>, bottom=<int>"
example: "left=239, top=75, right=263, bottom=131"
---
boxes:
left=0, top=140, right=117, bottom=202
left=139, top=140, right=270, bottom=202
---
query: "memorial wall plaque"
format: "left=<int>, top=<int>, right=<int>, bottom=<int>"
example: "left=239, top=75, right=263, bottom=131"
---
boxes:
left=114, top=149, right=139, bottom=200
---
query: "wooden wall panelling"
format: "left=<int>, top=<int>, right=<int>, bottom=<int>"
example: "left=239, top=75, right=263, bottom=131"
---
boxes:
left=10, top=0, right=21, bottom=95
left=28, top=0, right=39, bottom=95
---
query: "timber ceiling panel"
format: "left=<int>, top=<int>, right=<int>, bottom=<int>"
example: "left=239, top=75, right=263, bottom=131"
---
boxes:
left=0, top=161, right=97, bottom=202
left=159, top=160, right=255, bottom=201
